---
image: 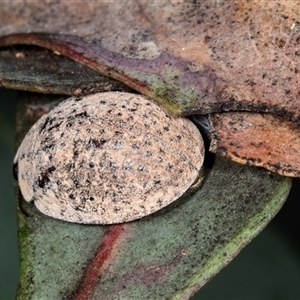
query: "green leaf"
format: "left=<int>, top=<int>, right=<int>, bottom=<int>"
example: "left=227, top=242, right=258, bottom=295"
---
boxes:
left=16, top=93, right=291, bottom=299
left=0, top=46, right=131, bottom=95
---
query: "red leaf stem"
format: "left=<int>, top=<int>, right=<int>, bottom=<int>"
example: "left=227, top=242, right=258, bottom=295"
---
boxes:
left=73, top=224, right=128, bottom=300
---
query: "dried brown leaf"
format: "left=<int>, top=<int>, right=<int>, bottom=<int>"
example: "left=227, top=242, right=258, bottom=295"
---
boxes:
left=209, top=112, right=300, bottom=177
left=0, top=1, right=299, bottom=120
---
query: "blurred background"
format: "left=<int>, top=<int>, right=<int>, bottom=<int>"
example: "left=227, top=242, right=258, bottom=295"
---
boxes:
left=0, top=88, right=299, bottom=300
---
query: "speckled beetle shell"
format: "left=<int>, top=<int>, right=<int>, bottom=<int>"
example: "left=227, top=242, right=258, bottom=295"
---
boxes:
left=14, top=92, right=204, bottom=224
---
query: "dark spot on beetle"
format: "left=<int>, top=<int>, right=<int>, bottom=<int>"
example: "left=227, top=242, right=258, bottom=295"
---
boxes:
left=154, top=179, right=161, bottom=185
left=73, top=180, right=80, bottom=188
left=89, top=138, right=107, bottom=148
left=128, top=108, right=137, bottom=112
left=245, top=80, right=256, bottom=86
left=127, top=116, right=134, bottom=121
left=122, top=162, right=131, bottom=170
left=48, top=166, right=56, bottom=173
left=66, top=122, right=72, bottom=128
left=177, top=135, right=182, bottom=140
left=39, top=117, right=51, bottom=133
left=138, top=165, right=144, bottom=171
left=75, top=111, right=88, bottom=118
left=65, top=163, right=75, bottom=171
left=276, top=38, right=286, bottom=48
left=42, top=143, right=55, bottom=151
left=115, top=131, right=122, bottom=136
left=100, top=100, right=106, bottom=104
left=159, top=148, right=165, bottom=154
left=47, top=121, right=63, bottom=132
left=142, top=180, right=148, bottom=188
left=204, top=35, right=212, bottom=43
left=132, top=144, right=139, bottom=150
left=74, top=139, right=84, bottom=147
left=75, top=97, right=83, bottom=101
left=116, top=183, right=124, bottom=189
left=113, top=140, right=122, bottom=149
left=163, top=126, right=169, bottom=131
left=89, top=162, right=95, bottom=168
left=109, top=161, right=117, bottom=168
left=69, top=194, right=75, bottom=199
left=89, top=197, right=94, bottom=201
left=37, top=172, right=50, bottom=189
left=146, top=151, right=152, bottom=157
left=74, top=150, right=79, bottom=158
left=166, top=163, right=173, bottom=170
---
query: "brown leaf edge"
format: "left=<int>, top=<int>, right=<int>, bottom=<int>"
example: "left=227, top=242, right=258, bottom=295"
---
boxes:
left=209, top=112, right=300, bottom=177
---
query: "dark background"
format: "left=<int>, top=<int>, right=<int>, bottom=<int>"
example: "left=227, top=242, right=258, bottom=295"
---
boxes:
left=0, top=88, right=299, bottom=299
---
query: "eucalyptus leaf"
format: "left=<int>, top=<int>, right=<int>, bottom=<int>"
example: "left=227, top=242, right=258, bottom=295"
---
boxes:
left=0, top=46, right=131, bottom=95
left=1, top=2, right=299, bottom=121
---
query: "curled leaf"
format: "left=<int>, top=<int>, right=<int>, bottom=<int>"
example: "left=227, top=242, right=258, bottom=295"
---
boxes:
left=209, top=112, right=300, bottom=177
left=0, top=2, right=299, bottom=120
